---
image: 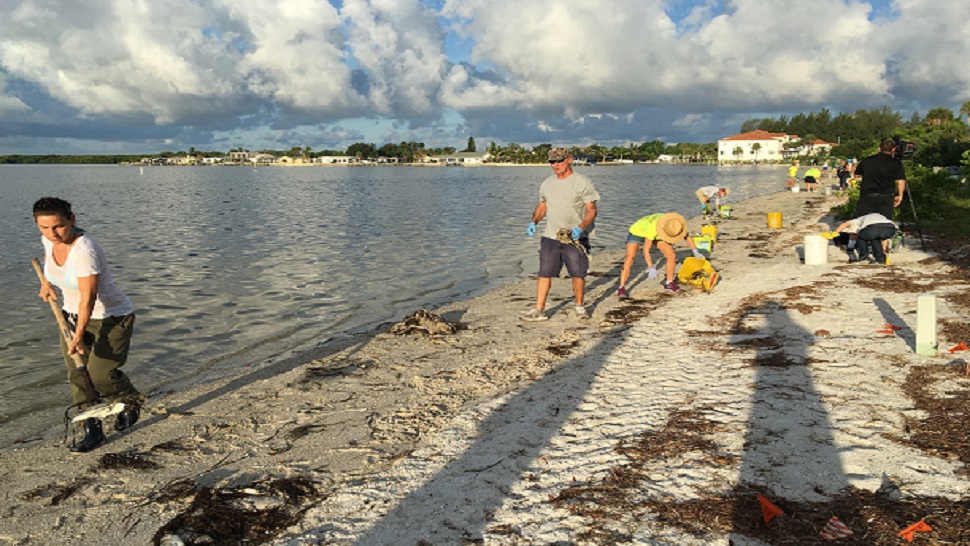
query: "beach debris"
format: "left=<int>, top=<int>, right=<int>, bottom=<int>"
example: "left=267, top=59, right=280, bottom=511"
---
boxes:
left=555, top=227, right=589, bottom=257
left=98, top=449, right=160, bottom=471
left=948, top=341, right=968, bottom=353
left=152, top=476, right=318, bottom=546
left=876, top=327, right=897, bottom=335
left=819, top=515, right=853, bottom=540
left=898, top=519, right=933, bottom=542
left=388, top=309, right=465, bottom=336
left=757, top=493, right=784, bottom=524
left=886, top=323, right=903, bottom=331
left=814, top=329, right=831, bottom=338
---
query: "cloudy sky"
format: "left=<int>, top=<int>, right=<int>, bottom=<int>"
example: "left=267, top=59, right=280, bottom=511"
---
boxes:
left=0, top=0, right=967, bottom=154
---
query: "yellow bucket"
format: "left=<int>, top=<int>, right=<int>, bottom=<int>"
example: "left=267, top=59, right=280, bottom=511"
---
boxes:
left=701, top=224, right=718, bottom=242
left=678, top=257, right=719, bottom=291
left=767, top=212, right=783, bottom=229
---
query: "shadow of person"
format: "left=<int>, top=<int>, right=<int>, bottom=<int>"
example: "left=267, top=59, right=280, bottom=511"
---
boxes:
left=729, top=299, right=851, bottom=540
left=321, top=330, right=618, bottom=544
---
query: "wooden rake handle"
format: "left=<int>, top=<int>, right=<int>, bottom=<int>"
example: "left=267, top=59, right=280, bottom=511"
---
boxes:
left=31, top=257, right=88, bottom=370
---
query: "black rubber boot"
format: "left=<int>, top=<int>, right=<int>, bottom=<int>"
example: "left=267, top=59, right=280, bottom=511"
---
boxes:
left=70, top=418, right=106, bottom=453
left=114, top=406, right=140, bottom=432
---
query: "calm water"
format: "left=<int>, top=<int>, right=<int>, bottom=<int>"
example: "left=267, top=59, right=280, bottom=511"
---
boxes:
left=0, top=163, right=783, bottom=441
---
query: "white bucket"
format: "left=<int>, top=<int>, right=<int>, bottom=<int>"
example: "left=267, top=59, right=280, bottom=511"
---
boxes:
left=824, top=186, right=832, bottom=196
left=792, top=187, right=800, bottom=193
left=804, top=235, right=828, bottom=265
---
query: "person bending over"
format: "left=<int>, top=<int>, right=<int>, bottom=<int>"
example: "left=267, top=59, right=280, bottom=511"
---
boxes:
left=618, top=213, right=704, bottom=297
left=834, top=213, right=898, bottom=265
left=694, top=186, right=729, bottom=217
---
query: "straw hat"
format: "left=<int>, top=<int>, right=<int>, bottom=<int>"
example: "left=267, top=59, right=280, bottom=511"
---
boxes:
left=655, top=213, right=687, bottom=243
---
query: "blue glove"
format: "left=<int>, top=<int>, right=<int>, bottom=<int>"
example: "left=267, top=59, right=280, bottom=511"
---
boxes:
left=692, top=249, right=704, bottom=259
left=527, top=222, right=536, bottom=237
left=647, top=267, right=658, bottom=279
left=570, top=227, right=583, bottom=241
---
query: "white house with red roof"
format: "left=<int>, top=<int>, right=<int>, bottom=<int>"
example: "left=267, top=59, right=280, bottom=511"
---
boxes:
left=717, top=130, right=793, bottom=163
left=718, top=130, right=838, bottom=163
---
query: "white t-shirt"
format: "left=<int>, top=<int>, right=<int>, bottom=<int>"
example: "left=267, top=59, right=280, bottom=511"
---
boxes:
left=538, top=172, right=600, bottom=238
left=845, top=213, right=897, bottom=233
left=42, top=235, right=134, bottom=318
left=697, top=186, right=720, bottom=198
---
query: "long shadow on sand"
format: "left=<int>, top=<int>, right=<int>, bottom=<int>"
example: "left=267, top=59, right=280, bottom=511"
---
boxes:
left=345, top=315, right=622, bottom=543
left=728, top=299, right=850, bottom=541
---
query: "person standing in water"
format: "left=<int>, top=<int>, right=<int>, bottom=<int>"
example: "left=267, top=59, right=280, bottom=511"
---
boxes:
left=33, top=197, right=141, bottom=453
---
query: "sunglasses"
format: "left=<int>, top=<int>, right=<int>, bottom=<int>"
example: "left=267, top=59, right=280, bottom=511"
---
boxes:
left=548, top=158, right=566, bottom=164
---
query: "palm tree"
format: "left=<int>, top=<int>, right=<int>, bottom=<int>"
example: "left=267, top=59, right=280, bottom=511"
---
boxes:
left=961, top=101, right=970, bottom=125
left=751, top=142, right=762, bottom=162
left=732, top=146, right=743, bottom=162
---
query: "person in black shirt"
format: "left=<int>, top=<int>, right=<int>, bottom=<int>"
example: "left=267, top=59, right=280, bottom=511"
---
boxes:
left=854, top=139, right=906, bottom=219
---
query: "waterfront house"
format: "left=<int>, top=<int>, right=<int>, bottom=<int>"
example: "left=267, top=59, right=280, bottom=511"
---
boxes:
left=427, top=151, right=491, bottom=166
left=717, top=130, right=793, bottom=163
left=314, top=156, right=357, bottom=165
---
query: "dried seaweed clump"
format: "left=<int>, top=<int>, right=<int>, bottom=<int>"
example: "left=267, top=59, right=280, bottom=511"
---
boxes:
left=389, top=309, right=466, bottom=336
left=152, top=476, right=321, bottom=546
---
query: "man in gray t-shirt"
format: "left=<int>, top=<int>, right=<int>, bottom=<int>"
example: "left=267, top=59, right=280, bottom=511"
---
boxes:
left=522, top=148, right=600, bottom=322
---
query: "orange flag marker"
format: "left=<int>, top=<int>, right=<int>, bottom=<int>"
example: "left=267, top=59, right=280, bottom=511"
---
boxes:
left=949, top=341, right=969, bottom=353
left=758, top=494, right=784, bottom=524
left=898, top=519, right=932, bottom=543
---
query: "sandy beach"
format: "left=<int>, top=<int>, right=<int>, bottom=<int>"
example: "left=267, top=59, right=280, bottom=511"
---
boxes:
left=1, top=188, right=969, bottom=546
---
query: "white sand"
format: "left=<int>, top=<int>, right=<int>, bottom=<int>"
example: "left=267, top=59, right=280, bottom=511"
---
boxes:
left=1, top=189, right=967, bottom=546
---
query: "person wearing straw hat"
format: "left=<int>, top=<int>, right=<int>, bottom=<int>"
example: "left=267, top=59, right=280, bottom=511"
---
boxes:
left=694, top=186, right=729, bottom=217
left=33, top=197, right=142, bottom=453
left=617, top=212, right=704, bottom=296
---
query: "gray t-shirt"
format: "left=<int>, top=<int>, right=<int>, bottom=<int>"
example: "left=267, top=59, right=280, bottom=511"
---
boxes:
left=538, top=171, right=601, bottom=238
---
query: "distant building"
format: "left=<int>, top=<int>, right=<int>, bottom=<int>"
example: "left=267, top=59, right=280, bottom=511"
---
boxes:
left=800, top=139, right=838, bottom=157
left=228, top=150, right=254, bottom=163
left=718, top=130, right=838, bottom=162
left=314, top=155, right=357, bottom=165
left=427, top=151, right=491, bottom=166
left=717, top=130, right=793, bottom=163
left=251, top=153, right=276, bottom=165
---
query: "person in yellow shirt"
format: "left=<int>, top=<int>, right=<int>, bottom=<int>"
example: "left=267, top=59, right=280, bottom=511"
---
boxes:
left=617, top=213, right=703, bottom=296
left=786, top=160, right=799, bottom=189
left=804, top=166, right=821, bottom=192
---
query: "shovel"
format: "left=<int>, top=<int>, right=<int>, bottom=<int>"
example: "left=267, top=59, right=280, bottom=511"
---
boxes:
left=31, top=257, right=125, bottom=422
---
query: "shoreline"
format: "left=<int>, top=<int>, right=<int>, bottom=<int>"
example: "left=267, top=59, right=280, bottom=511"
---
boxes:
left=1, top=189, right=968, bottom=545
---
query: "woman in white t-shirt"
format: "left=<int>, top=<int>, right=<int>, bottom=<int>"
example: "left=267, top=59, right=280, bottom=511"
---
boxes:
left=33, top=197, right=141, bottom=452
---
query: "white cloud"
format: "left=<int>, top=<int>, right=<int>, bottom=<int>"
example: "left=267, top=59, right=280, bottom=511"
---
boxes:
left=0, top=0, right=968, bottom=153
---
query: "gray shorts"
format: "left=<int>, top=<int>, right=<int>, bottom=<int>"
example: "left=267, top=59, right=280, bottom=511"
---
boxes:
left=538, top=236, right=590, bottom=278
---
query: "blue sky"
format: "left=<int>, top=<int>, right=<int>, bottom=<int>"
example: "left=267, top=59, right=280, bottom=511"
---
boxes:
left=0, top=0, right=965, bottom=155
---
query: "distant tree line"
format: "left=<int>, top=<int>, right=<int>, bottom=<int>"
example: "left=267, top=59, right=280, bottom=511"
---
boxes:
left=3, top=103, right=968, bottom=165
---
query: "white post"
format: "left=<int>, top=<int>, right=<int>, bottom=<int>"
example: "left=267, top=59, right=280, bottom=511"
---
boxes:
left=915, top=294, right=937, bottom=355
